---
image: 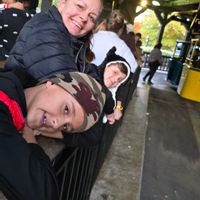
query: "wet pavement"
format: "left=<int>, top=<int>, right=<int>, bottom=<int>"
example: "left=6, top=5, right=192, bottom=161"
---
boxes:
left=141, top=87, right=200, bottom=200
left=90, top=68, right=200, bottom=200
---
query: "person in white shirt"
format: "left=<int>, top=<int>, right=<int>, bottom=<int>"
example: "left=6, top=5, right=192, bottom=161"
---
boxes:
left=143, top=43, right=163, bottom=85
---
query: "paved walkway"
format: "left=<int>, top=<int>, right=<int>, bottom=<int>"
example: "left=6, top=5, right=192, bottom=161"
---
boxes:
left=90, top=68, right=200, bottom=200
left=141, top=87, right=200, bottom=200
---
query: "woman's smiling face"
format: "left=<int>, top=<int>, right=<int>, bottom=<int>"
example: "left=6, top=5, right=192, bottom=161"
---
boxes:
left=59, top=0, right=102, bottom=38
left=26, top=81, right=84, bottom=137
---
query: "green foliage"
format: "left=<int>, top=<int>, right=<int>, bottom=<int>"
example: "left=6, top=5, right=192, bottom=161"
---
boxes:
left=52, top=0, right=58, bottom=6
left=139, top=10, right=160, bottom=47
left=163, top=21, right=186, bottom=51
left=38, top=0, right=57, bottom=9
left=137, top=9, right=186, bottom=54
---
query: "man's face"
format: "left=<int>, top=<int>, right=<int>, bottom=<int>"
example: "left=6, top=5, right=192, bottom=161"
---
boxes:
left=58, top=0, right=102, bottom=37
left=26, top=81, right=84, bottom=137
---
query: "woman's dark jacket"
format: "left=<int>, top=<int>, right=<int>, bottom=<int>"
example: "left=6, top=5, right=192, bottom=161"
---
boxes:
left=0, top=70, right=59, bottom=200
left=5, top=6, right=91, bottom=81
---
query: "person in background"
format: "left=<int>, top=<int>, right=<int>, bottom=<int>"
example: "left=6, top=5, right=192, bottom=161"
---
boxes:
left=119, top=24, right=137, bottom=61
left=5, top=0, right=103, bottom=81
left=0, top=0, right=38, bottom=60
left=132, top=32, right=143, bottom=65
left=119, top=25, right=143, bottom=66
left=143, top=43, right=163, bottom=85
left=135, top=32, right=142, bottom=45
left=0, top=69, right=105, bottom=199
left=91, top=9, right=138, bottom=121
left=135, top=39, right=143, bottom=66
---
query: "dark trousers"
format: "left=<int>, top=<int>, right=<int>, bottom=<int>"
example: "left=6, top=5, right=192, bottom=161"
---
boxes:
left=143, top=61, right=159, bottom=83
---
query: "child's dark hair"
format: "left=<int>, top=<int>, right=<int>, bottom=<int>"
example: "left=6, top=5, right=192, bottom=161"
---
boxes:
left=117, top=62, right=128, bottom=75
left=135, top=32, right=142, bottom=39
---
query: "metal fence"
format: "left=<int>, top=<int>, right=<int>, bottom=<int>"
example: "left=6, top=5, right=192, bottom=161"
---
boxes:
left=53, top=146, right=99, bottom=200
left=51, top=67, right=142, bottom=200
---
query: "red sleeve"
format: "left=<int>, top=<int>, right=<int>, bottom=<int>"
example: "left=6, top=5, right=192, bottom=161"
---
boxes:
left=0, top=103, right=59, bottom=200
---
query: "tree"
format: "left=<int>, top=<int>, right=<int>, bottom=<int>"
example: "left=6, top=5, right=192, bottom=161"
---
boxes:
left=135, top=10, right=160, bottom=47
left=163, top=21, right=186, bottom=51
left=134, top=9, right=186, bottom=54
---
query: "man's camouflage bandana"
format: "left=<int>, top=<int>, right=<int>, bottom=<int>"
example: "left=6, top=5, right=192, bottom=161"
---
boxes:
left=48, top=72, right=106, bottom=133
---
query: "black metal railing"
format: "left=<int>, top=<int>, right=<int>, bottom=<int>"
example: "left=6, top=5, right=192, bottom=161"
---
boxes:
left=52, top=146, right=100, bottom=200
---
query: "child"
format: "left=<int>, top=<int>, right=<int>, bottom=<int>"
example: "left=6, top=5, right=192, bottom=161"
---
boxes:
left=96, top=46, right=131, bottom=124
left=0, top=69, right=105, bottom=199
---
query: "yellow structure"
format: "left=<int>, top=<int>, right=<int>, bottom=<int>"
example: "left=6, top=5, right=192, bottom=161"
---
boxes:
left=177, top=64, right=200, bottom=102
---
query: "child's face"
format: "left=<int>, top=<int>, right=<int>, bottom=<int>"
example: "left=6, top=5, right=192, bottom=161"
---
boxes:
left=103, top=63, right=126, bottom=88
left=26, top=81, right=84, bottom=137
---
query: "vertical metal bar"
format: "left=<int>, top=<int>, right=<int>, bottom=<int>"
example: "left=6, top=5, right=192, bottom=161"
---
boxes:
left=81, top=148, right=92, bottom=200
left=78, top=148, right=89, bottom=200
left=71, top=149, right=83, bottom=200
left=64, top=150, right=78, bottom=200
left=84, top=147, right=99, bottom=200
